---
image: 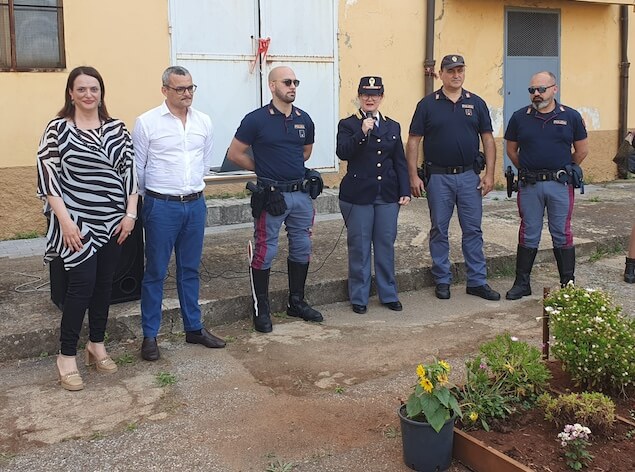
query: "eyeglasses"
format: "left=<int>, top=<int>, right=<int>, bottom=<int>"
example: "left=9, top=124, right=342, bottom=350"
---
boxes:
left=165, top=85, right=197, bottom=95
left=360, top=94, right=381, bottom=100
left=277, top=79, right=300, bottom=87
left=528, top=84, right=555, bottom=94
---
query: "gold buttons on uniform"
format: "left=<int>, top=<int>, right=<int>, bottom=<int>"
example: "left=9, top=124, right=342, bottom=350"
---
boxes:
left=377, top=163, right=382, bottom=167
left=377, top=150, right=382, bottom=155
left=377, top=176, right=382, bottom=181
left=377, top=138, right=381, bottom=142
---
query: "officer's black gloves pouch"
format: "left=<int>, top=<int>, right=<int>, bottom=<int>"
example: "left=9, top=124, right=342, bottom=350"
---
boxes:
left=265, top=188, right=287, bottom=216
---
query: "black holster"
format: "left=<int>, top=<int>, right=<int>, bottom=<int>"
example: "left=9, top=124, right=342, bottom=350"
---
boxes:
left=246, top=181, right=266, bottom=218
left=417, top=166, right=430, bottom=187
left=473, top=151, right=486, bottom=174
left=304, top=168, right=323, bottom=200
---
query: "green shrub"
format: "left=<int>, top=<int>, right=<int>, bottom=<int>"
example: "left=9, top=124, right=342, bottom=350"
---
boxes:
left=545, top=285, right=635, bottom=394
left=459, top=334, right=551, bottom=431
left=538, top=391, right=616, bottom=436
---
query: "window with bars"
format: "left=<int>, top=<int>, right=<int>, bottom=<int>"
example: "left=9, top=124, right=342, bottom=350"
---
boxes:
left=0, top=0, right=65, bottom=71
left=507, top=10, right=559, bottom=57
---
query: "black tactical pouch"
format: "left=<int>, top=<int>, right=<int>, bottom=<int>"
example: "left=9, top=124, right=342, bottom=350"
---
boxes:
left=246, top=181, right=266, bottom=218
left=304, top=168, right=323, bottom=200
left=564, top=163, right=585, bottom=194
left=266, top=187, right=287, bottom=216
left=417, top=166, right=430, bottom=187
left=473, top=151, right=486, bottom=174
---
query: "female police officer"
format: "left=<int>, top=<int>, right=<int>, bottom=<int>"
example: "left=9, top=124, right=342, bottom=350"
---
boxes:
left=336, top=76, right=410, bottom=314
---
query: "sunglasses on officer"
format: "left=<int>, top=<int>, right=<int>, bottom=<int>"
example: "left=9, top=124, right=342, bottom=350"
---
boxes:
left=528, top=84, right=556, bottom=94
left=276, top=79, right=300, bottom=87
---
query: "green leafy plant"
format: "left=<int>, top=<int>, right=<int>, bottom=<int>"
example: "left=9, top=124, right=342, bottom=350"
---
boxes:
left=115, top=353, right=136, bottom=366
left=557, top=423, right=593, bottom=470
left=405, top=359, right=462, bottom=433
left=458, top=356, right=515, bottom=431
left=155, top=371, right=177, bottom=387
left=545, top=285, right=635, bottom=394
left=538, top=392, right=615, bottom=435
left=478, top=334, right=551, bottom=406
left=458, top=335, right=550, bottom=431
left=265, top=459, right=295, bottom=472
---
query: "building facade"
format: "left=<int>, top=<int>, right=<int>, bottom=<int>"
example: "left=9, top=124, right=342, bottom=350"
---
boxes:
left=0, top=0, right=633, bottom=239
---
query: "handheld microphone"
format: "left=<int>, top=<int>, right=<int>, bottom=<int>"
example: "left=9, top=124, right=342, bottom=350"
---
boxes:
left=365, top=111, right=374, bottom=140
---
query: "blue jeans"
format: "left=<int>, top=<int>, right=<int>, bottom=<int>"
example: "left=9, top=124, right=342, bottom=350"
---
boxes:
left=141, top=194, right=206, bottom=337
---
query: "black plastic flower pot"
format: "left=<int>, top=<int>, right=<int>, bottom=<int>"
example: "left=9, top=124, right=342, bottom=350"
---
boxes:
left=398, top=405, right=455, bottom=472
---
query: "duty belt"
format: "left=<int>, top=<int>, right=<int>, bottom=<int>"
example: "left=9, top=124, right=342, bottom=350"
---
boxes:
left=519, top=169, right=565, bottom=183
left=145, top=189, right=203, bottom=202
left=426, top=163, right=471, bottom=175
left=257, top=178, right=304, bottom=192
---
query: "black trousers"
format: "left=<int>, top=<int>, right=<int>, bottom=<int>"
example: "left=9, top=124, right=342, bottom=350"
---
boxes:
left=59, top=237, right=122, bottom=356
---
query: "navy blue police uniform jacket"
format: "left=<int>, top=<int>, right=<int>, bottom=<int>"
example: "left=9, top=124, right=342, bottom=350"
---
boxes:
left=336, top=111, right=410, bottom=205
left=409, top=88, right=493, bottom=166
left=504, top=101, right=587, bottom=170
left=235, top=101, right=315, bottom=182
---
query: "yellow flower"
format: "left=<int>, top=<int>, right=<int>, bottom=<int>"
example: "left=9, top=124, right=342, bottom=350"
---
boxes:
left=416, top=364, right=426, bottom=379
left=436, top=373, right=449, bottom=386
left=439, top=360, right=450, bottom=372
left=420, top=377, right=433, bottom=393
left=469, top=411, right=479, bottom=422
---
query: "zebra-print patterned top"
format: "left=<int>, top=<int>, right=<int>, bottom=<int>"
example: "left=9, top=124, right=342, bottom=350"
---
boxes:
left=36, top=117, right=137, bottom=269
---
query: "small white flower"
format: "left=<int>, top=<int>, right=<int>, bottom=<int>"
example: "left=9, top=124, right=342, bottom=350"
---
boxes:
left=510, top=336, right=519, bottom=342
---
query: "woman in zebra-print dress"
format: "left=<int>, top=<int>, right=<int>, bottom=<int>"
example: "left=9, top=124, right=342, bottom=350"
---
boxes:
left=36, top=66, right=138, bottom=391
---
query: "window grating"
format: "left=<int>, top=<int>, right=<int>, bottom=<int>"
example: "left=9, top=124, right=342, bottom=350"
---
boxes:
left=0, top=0, right=65, bottom=70
left=507, top=11, right=559, bottom=57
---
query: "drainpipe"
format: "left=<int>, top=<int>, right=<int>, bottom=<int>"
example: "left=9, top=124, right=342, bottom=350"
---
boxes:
left=424, top=0, right=436, bottom=95
left=619, top=5, right=629, bottom=144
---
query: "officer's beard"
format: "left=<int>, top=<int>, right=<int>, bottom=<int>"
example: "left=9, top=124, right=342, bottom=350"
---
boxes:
left=531, top=98, right=551, bottom=111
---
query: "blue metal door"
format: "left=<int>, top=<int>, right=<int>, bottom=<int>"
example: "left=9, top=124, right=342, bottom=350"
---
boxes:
left=503, top=8, right=561, bottom=171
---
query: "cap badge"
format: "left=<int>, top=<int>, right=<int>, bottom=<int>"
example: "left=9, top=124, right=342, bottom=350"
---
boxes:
left=369, top=77, right=376, bottom=86
left=452, top=56, right=458, bottom=62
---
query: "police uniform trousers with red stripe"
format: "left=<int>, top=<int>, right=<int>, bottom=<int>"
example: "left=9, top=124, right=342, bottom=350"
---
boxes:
left=516, top=180, right=576, bottom=287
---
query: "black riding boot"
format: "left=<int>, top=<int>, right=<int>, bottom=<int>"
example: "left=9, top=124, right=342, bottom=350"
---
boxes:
left=553, top=246, right=576, bottom=287
left=250, top=267, right=273, bottom=333
left=506, top=246, right=538, bottom=300
left=625, top=257, right=635, bottom=283
left=286, top=259, right=323, bottom=322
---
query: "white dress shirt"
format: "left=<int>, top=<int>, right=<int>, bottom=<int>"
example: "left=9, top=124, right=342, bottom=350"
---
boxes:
left=132, top=101, right=213, bottom=196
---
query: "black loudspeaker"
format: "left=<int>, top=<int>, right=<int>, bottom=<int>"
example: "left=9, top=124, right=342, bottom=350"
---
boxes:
left=50, top=200, right=144, bottom=310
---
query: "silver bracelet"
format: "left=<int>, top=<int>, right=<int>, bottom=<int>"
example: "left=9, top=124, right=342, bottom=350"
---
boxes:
left=125, top=213, right=138, bottom=220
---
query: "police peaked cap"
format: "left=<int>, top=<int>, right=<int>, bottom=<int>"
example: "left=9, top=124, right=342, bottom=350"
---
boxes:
left=358, top=76, right=384, bottom=95
left=440, top=54, right=466, bottom=70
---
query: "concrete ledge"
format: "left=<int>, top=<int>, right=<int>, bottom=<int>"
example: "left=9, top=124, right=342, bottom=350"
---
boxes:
left=1, top=236, right=626, bottom=363
left=206, top=188, right=340, bottom=227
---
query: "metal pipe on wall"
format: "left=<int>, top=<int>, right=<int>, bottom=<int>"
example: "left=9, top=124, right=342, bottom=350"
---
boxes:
left=619, top=4, right=629, bottom=144
left=424, top=0, right=436, bottom=96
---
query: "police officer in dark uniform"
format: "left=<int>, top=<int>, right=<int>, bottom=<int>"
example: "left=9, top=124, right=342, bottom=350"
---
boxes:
left=227, top=66, right=323, bottom=333
left=406, top=54, right=500, bottom=301
left=336, top=76, right=411, bottom=314
left=504, top=71, right=588, bottom=299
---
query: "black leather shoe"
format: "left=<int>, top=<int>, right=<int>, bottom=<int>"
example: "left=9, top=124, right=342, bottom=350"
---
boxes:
left=383, top=301, right=403, bottom=311
left=352, top=304, right=367, bottom=314
left=435, top=284, right=451, bottom=299
left=186, top=328, right=226, bottom=348
left=141, top=337, right=160, bottom=361
left=466, top=284, right=501, bottom=301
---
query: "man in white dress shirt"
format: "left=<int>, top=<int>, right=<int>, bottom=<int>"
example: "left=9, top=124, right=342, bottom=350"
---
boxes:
left=133, top=66, right=225, bottom=361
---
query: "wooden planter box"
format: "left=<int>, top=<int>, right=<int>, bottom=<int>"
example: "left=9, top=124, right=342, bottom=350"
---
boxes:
left=452, top=414, right=635, bottom=472
left=452, top=428, right=534, bottom=472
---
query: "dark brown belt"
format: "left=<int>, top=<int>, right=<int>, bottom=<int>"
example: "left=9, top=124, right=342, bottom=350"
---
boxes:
left=145, top=189, right=203, bottom=202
